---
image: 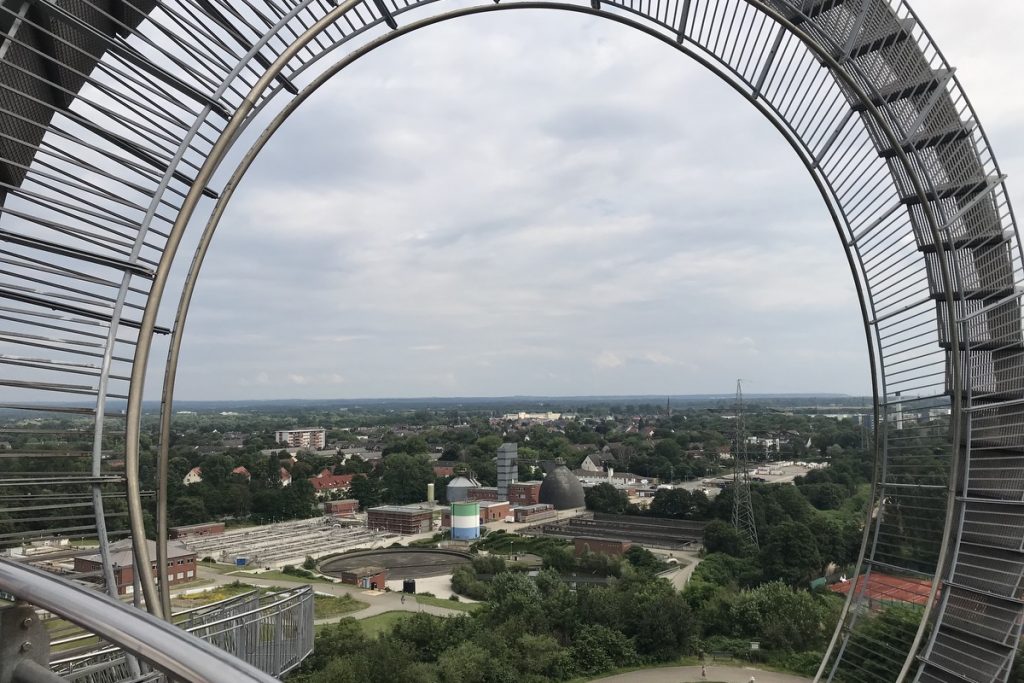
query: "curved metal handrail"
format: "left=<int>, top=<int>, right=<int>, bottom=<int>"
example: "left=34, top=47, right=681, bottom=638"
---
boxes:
left=0, top=0, right=1022, bottom=680
left=0, top=561, right=281, bottom=683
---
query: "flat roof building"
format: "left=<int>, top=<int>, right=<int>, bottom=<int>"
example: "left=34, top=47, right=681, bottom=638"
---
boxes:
left=574, top=536, right=632, bottom=558
left=508, top=481, right=542, bottom=506
left=468, top=486, right=498, bottom=501
left=74, top=539, right=196, bottom=595
left=169, top=522, right=224, bottom=539
left=274, top=428, right=327, bottom=450
left=338, top=565, right=387, bottom=590
left=366, top=505, right=433, bottom=535
left=479, top=501, right=511, bottom=522
left=513, top=503, right=557, bottom=523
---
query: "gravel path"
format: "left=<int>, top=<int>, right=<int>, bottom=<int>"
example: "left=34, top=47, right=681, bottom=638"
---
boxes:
left=592, top=665, right=810, bottom=683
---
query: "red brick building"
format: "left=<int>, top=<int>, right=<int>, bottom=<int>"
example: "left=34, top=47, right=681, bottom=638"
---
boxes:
left=479, top=501, right=511, bottom=522
left=74, top=539, right=197, bottom=595
left=325, top=499, right=359, bottom=517
left=169, top=522, right=224, bottom=539
left=468, top=486, right=498, bottom=501
left=513, top=503, right=556, bottom=523
left=508, top=481, right=542, bottom=505
left=573, top=536, right=632, bottom=558
left=339, top=565, right=387, bottom=589
left=308, top=469, right=354, bottom=498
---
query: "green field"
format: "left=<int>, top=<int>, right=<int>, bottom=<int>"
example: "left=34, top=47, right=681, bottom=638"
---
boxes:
left=414, top=595, right=482, bottom=613
left=356, top=611, right=414, bottom=637
left=314, top=593, right=368, bottom=619
left=173, top=582, right=257, bottom=607
left=196, top=560, right=238, bottom=574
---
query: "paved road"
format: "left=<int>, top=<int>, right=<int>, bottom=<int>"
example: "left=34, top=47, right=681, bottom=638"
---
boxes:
left=592, top=665, right=810, bottom=683
left=653, top=549, right=702, bottom=590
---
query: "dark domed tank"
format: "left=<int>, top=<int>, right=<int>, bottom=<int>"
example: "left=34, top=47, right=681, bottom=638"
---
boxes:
left=539, top=465, right=585, bottom=510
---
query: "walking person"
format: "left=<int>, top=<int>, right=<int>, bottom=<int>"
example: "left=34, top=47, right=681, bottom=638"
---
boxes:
left=400, top=593, right=405, bottom=605
left=701, top=663, right=707, bottom=680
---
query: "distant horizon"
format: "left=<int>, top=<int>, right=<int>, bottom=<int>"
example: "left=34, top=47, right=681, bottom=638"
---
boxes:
left=0, top=391, right=879, bottom=414
left=165, top=391, right=863, bottom=403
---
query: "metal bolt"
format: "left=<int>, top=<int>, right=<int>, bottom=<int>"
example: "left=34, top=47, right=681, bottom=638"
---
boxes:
left=19, top=641, right=32, bottom=654
left=20, top=617, right=33, bottom=629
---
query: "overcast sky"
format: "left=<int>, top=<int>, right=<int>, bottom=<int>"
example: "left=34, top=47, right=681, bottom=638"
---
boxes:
left=164, top=3, right=1024, bottom=401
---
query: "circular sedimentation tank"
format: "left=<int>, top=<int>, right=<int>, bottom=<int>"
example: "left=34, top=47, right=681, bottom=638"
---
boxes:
left=320, top=548, right=472, bottom=580
left=539, top=465, right=585, bottom=510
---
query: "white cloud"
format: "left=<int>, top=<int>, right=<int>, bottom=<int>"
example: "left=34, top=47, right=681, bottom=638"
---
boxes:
left=167, top=7, right=1020, bottom=400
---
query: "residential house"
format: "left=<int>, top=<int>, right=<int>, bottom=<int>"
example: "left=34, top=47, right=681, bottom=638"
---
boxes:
left=183, top=466, right=203, bottom=486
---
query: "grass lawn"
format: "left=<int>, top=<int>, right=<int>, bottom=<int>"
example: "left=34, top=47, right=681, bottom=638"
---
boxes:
left=45, top=616, right=103, bottom=651
left=356, top=611, right=414, bottom=637
left=51, top=632, right=101, bottom=652
left=173, top=582, right=257, bottom=607
left=314, top=593, right=368, bottom=619
left=414, top=595, right=482, bottom=613
left=230, top=569, right=335, bottom=584
left=196, top=561, right=239, bottom=574
left=817, top=483, right=871, bottom=522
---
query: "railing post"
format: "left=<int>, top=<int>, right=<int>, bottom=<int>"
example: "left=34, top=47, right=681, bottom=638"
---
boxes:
left=0, top=603, right=62, bottom=683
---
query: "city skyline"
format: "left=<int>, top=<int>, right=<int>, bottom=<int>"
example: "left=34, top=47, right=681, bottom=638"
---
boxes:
left=154, top=3, right=1024, bottom=401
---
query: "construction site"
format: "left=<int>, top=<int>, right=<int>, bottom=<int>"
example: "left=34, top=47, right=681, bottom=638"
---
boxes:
left=179, top=518, right=395, bottom=568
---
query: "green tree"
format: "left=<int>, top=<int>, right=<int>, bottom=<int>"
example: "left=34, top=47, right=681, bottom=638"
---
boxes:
left=200, top=454, right=234, bottom=489
left=382, top=454, right=435, bottom=504
left=298, top=619, right=367, bottom=673
left=729, top=581, right=841, bottom=651
left=350, top=474, right=384, bottom=509
left=584, top=482, right=628, bottom=514
left=760, top=521, right=823, bottom=587
left=623, top=546, right=664, bottom=574
left=703, top=519, right=745, bottom=557
left=571, top=624, right=637, bottom=676
left=841, top=604, right=923, bottom=681
left=486, top=572, right=545, bottom=626
left=169, top=496, right=208, bottom=525
left=436, top=641, right=490, bottom=683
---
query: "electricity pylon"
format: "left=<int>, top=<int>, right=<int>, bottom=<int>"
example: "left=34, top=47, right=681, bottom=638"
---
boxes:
left=732, top=379, right=759, bottom=550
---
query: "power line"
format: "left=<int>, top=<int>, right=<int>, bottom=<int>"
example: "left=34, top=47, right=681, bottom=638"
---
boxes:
left=732, top=379, right=758, bottom=550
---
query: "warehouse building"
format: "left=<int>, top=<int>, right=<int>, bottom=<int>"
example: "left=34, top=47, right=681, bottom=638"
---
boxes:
left=75, top=539, right=196, bottom=595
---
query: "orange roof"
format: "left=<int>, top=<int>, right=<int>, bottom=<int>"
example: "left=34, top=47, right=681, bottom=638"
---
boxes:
left=308, top=473, right=354, bottom=491
left=829, top=572, right=933, bottom=606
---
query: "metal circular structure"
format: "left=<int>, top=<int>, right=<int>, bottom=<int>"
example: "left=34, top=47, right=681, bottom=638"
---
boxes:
left=540, top=463, right=587, bottom=510
left=451, top=501, right=481, bottom=540
left=319, top=547, right=473, bottom=579
left=0, top=0, right=1021, bottom=681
